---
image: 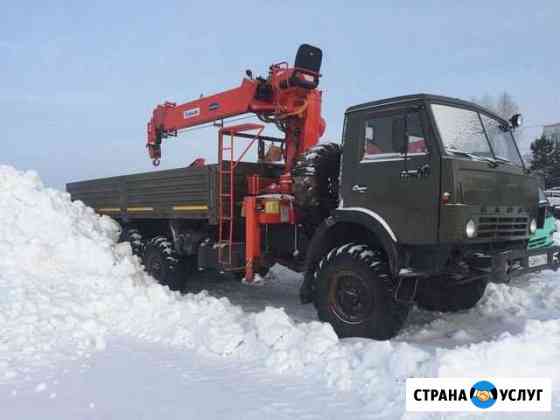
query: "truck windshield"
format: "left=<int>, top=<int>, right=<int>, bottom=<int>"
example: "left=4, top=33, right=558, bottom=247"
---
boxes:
left=479, top=114, right=523, bottom=166
left=431, top=104, right=524, bottom=167
left=431, top=104, right=492, bottom=157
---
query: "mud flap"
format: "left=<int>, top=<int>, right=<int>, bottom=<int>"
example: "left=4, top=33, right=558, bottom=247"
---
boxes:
left=394, top=276, right=419, bottom=304
left=492, top=251, right=511, bottom=283
left=299, top=271, right=314, bottom=304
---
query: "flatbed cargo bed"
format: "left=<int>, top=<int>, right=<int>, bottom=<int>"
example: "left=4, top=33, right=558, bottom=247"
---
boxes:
left=66, top=162, right=281, bottom=225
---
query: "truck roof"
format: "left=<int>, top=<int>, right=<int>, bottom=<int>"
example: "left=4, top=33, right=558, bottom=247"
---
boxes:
left=345, top=93, right=508, bottom=125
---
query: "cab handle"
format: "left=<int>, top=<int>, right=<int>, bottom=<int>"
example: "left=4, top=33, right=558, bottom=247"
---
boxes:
left=352, top=184, right=368, bottom=193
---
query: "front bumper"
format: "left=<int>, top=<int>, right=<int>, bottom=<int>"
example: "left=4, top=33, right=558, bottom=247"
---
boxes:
left=469, top=245, right=560, bottom=283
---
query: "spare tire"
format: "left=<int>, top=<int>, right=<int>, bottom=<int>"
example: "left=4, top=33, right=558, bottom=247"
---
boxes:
left=292, top=143, right=341, bottom=227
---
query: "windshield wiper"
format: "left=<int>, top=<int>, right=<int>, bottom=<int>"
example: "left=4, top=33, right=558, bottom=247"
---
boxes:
left=445, top=148, right=498, bottom=167
left=445, top=148, right=480, bottom=160
left=493, top=156, right=511, bottom=164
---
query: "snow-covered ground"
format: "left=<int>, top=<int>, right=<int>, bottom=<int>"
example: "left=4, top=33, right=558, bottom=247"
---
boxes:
left=1, top=165, right=559, bottom=419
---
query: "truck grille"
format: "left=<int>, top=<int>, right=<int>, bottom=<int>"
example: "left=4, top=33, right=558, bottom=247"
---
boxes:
left=477, top=216, right=528, bottom=239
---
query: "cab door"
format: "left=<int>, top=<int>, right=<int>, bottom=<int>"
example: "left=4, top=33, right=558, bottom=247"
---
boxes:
left=340, top=106, right=440, bottom=244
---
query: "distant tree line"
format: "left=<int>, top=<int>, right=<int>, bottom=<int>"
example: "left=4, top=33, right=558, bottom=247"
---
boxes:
left=530, top=135, right=560, bottom=188
left=471, top=92, right=519, bottom=120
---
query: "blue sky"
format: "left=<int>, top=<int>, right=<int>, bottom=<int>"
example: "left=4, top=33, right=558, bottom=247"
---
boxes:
left=2, top=1, right=559, bottom=188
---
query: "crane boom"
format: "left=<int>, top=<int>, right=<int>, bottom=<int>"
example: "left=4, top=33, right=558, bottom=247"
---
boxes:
left=146, top=44, right=326, bottom=171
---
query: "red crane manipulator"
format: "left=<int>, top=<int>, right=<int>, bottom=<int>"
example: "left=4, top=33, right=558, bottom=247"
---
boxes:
left=146, top=44, right=325, bottom=175
left=146, top=44, right=326, bottom=281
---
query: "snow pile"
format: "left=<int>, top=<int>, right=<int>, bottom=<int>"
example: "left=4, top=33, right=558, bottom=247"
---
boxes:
left=434, top=278, right=560, bottom=379
left=1, top=165, right=559, bottom=414
left=0, top=166, right=425, bottom=395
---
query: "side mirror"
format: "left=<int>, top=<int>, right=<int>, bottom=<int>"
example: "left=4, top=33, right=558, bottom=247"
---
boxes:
left=509, top=113, right=523, bottom=129
left=392, top=117, right=408, bottom=155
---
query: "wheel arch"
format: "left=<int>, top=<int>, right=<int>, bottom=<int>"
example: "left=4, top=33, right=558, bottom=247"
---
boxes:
left=300, top=208, right=400, bottom=303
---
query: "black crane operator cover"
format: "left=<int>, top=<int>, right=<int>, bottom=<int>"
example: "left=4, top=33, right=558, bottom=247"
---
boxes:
left=294, top=44, right=322, bottom=73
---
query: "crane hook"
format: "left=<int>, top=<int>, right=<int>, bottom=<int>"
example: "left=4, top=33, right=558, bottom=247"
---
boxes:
left=152, top=159, right=160, bottom=167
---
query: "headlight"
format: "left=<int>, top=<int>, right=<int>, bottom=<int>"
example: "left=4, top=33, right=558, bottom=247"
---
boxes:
left=466, top=219, right=477, bottom=238
left=529, top=218, right=537, bottom=234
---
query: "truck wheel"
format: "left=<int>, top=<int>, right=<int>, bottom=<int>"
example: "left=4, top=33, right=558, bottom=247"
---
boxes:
left=143, top=236, right=185, bottom=291
left=293, top=143, right=341, bottom=228
left=313, top=243, right=410, bottom=340
left=415, top=276, right=488, bottom=312
left=119, top=226, right=144, bottom=256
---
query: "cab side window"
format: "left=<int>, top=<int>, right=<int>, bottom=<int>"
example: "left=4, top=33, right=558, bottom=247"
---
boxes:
left=362, top=111, right=427, bottom=160
left=364, top=116, right=393, bottom=157
left=406, top=112, right=428, bottom=154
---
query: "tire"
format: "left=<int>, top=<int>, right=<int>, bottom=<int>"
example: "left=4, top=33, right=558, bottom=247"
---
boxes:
left=313, top=243, right=410, bottom=340
left=119, top=226, right=144, bottom=256
left=143, top=236, right=185, bottom=291
left=415, top=276, right=488, bottom=312
left=293, top=143, right=341, bottom=227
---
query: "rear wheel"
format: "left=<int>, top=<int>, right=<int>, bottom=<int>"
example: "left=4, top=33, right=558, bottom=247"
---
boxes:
left=143, top=236, right=187, bottom=291
left=119, top=226, right=144, bottom=256
left=313, top=243, right=410, bottom=340
left=415, top=276, right=488, bottom=312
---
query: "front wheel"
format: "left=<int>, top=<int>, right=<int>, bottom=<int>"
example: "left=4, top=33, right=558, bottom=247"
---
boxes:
left=313, top=243, right=410, bottom=340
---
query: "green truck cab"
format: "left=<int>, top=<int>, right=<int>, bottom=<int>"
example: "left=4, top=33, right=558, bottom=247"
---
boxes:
left=301, top=94, right=560, bottom=338
left=529, top=215, right=556, bottom=250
